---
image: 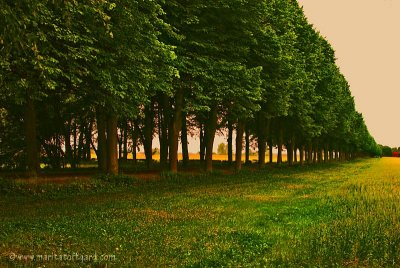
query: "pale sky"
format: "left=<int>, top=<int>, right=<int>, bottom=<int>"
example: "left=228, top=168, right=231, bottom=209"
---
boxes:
left=297, top=0, right=400, bottom=147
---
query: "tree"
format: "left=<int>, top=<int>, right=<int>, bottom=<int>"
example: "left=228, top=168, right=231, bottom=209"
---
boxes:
left=0, top=0, right=380, bottom=175
left=0, top=0, right=105, bottom=176
left=217, top=143, right=227, bottom=155
left=163, top=0, right=262, bottom=172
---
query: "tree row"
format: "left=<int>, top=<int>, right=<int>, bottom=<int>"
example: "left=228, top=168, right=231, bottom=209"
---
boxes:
left=0, top=0, right=381, bottom=176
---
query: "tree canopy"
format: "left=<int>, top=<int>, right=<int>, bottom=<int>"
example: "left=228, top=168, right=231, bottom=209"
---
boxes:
left=0, top=0, right=381, bottom=175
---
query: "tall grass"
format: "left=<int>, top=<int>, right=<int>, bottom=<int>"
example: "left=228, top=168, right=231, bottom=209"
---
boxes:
left=1, top=158, right=400, bottom=267
left=283, top=158, right=400, bottom=267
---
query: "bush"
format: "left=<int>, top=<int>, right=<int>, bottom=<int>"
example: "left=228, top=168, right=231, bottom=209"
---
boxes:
left=380, top=145, right=392, bottom=157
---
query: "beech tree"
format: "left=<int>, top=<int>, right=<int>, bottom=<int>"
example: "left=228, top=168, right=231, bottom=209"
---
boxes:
left=1, top=0, right=381, bottom=176
left=163, top=0, right=262, bottom=172
left=1, top=0, right=103, bottom=176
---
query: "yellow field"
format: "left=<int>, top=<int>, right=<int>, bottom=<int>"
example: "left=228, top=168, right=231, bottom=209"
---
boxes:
left=135, top=153, right=264, bottom=161
left=91, top=152, right=288, bottom=162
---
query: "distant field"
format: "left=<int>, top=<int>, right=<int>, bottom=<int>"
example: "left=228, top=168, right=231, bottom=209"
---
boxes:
left=92, top=152, right=287, bottom=162
left=1, top=158, right=400, bottom=267
left=136, top=152, right=263, bottom=161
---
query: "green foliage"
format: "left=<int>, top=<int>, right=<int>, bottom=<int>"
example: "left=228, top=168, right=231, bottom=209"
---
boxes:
left=0, top=0, right=380, bottom=172
left=217, top=143, right=228, bottom=155
left=380, top=145, right=393, bottom=157
left=0, top=108, right=25, bottom=169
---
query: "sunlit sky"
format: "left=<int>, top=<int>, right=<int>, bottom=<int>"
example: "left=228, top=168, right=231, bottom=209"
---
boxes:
left=297, top=0, right=400, bottom=147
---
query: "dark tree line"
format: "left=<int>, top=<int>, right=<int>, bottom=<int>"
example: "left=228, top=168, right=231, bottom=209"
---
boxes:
left=0, top=0, right=381, bottom=176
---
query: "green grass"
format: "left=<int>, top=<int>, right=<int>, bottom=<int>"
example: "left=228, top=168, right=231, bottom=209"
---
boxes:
left=1, top=158, right=400, bottom=267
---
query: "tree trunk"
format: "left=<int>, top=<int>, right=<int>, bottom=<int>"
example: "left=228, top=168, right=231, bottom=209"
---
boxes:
left=287, top=140, right=293, bottom=166
left=96, top=110, right=107, bottom=173
left=313, top=144, right=317, bottom=163
left=305, top=149, right=308, bottom=163
left=317, top=147, right=323, bottom=163
left=307, top=143, right=313, bottom=164
left=299, top=146, right=304, bottom=166
left=277, top=128, right=283, bottom=165
left=55, top=133, right=62, bottom=169
left=143, top=102, right=154, bottom=168
left=258, top=138, right=267, bottom=168
left=324, top=144, right=328, bottom=163
left=131, top=122, right=138, bottom=164
left=257, top=114, right=267, bottom=168
left=118, top=128, right=123, bottom=160
left=199, top=123, right=205, bottom=162
left=181, top=112, right=189, bottom=167
left=77, top=125, right=85, bottom=164
left=106, top=114, right=118, bottom=175
left=169, top=88, right=184, bottom=173
left=72, top=122, right=77, bottom=168
left=123, top=121, right=128, bottom=161
left=268, top=138, right=273, bottom=164
left=85, top=121, right=92, bottom=160
left=245, top=126, right=250, bottom=164
left=117, top=127, right=124, bottom=159
left=24, top=98, right=40, bottom=177
left=65, top=118, right=72, bottom=167
left=235, top=121, right=245, bottom=171
left=258, top=136, right=266, bottom=168
left=205, top=106, right=218, bottom=172
left=158, top=94, right=169, bottom=169
left=227, top=120, right=233, bottom=164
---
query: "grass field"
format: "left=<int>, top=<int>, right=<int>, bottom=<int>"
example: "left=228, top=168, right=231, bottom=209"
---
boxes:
left=1, top=158, right=400, bottom=267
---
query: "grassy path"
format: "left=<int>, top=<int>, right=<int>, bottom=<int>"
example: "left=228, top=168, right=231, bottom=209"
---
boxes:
left=1, top=158, right=400, bottom=267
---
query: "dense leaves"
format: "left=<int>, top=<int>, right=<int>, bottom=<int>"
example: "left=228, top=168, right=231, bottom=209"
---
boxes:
left=0, top=0, right=380, bottom=173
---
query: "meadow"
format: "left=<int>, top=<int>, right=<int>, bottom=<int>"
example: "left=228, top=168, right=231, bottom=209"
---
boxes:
left=1, top=158, right=400, bottom=267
